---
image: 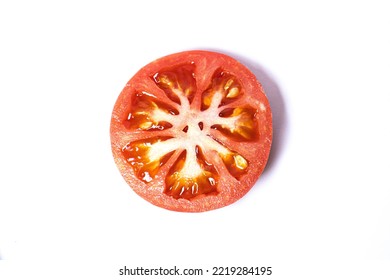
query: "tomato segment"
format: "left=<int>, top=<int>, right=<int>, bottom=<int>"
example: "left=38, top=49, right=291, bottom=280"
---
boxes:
left=201, top=68, right=243, bottom=111
left=153, top=63, right=197, bottom=105
left=211, top=107, right=259, bottom=141
left=123, top=92, right=179, bottom=131
left=219, top=152, right=248, bottom=180
left=165, top=146, right=219, bottom=200
left=122, top=137, right=176, bottom=182
left=111, top=50, right=273, bottom=212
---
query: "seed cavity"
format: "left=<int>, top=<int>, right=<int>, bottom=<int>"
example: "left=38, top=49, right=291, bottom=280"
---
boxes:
left=165, top=147, right=219, bottom=200
left=123, top=92, right=177, bottom=131
left=201, top=68, right=243, bottom=110
left=220, top=152, right=249, bottom=180
left=122, top=137, right=176, bottom=183
left=212, top=107, right=258, bottom=141
left=152, top=63, right=197, bottom=105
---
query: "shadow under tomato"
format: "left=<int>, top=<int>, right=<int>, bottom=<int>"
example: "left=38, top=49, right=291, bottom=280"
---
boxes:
left=198, top=48, right=288, bottom=179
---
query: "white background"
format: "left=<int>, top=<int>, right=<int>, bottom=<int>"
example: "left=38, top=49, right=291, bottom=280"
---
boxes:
left=0, top=0, right=389, bottom=279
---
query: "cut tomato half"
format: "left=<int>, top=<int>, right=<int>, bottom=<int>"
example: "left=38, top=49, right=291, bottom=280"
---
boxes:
left=110, top=50, right=272, bottom=212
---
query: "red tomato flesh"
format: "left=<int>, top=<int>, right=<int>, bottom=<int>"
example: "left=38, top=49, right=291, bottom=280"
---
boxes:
left=110, top=50, right=272, bottom=212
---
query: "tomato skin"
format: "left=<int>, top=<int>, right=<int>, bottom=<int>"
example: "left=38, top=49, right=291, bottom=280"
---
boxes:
left=110, top=50, right=272, bottom=212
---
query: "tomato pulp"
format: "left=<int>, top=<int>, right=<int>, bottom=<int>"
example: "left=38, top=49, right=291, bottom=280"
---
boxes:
left=110, top=50, right=272, bottom=212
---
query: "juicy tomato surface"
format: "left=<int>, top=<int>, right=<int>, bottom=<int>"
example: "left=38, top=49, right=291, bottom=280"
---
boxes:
left=110, top=50, right=272, bottom=212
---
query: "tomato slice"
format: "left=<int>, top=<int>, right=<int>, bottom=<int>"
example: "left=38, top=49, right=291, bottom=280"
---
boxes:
left=110, top=50, right=272, bottom=212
